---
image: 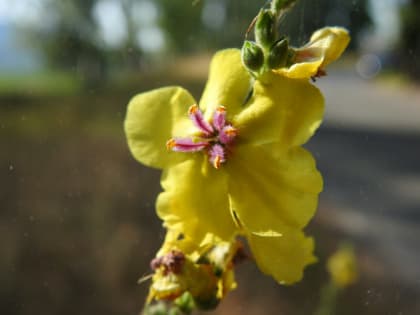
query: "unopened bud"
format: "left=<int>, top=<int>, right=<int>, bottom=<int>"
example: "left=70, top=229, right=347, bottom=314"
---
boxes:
left=193, top=294, right=220, bottom=311
left=271, top=0, right=297, bottom=14
left=268, top=38, right=289, bottom=69
left=255, top=9, right=276, bottom=48
left=241, top=40, right=264, bottom=72
left=174, top=292, right=195, bottom=314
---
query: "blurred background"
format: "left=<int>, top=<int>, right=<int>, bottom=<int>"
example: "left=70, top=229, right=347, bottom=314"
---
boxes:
left=1, top=0, right=420, bottom=314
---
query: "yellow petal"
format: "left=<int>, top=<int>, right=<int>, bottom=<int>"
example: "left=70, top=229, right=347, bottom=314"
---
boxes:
left=247, top=229, right=316, bottom=284
left=156, top=229, right=200, bottom=257
left=274, top=27, right=350, bottom=79
left=263, top=145, right=323, bottom=194
left=124, top=86, right=196, bottom=169
left=233, top=74, right=324, bottom=148
left=199, top=49, right=252, bottom=119
left=306, top=26, right=350, bottom=68
left=276, top=60, right=323, bottom=80
left=227, top=145, right=322, bottom=233
left=157, top=158, right=236, bottom=242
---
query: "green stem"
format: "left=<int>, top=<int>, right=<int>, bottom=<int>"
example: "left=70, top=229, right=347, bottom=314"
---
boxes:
left=314, top=281, right=340, bottom=315
left=270, top=0, right=298, bottom=17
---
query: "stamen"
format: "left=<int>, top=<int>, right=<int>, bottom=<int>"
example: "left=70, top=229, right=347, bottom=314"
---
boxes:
left=212, top=105, right=226, bottom=131
left=167, top=105, right=237, bottom=169
left=209, top=144, right=226, bottom=169
left=219, top=125, right=237, bottom=144
left=166, top=138, right=176, bottom=150
left=214, top=155, right=222, bottom=169
left=188, top=104, right=199, bottom=115
left=161, top=250, right=185, bottom=275
left=188, top=104, right=214, bottom=135
left=150, top=256, right=163, bottom=271
left=166, top=138, right=208, bottom=152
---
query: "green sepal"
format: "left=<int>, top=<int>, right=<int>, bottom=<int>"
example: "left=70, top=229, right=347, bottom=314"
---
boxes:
left=193, top=295, right=220, bottom=311
left=174, top=292, right=195, bottom=314
left=241, top=40, right=264, bottom=72
left=268, top=38, right=289, bottom=69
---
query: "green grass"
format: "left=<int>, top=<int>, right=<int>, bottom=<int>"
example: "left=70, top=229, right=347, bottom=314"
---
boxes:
left=0, top=71, right=81, bottom=96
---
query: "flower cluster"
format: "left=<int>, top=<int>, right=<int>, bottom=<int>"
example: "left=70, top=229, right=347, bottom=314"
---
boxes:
left=144, top=231, right=245, bottom=309
left=124, top=7, right=349, bottom=311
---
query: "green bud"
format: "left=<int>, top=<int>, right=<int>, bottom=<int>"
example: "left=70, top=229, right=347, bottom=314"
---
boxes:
left=174, top=292, right=195, bottom=314
left=241, top=40, right=264, bottom=72
left=271, top=0, right=297, bottom=14
left=193, top=295, right=220, bottom=311
left=268, top=38, right=289, bottom=69
left=255, top=9, right=276, bottom=48
left=143, top=302, right=168, bottom=315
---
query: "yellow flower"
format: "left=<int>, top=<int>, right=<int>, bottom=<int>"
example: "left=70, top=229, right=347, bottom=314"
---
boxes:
left=274, top=27, right=350, bottom=79
left=125, top=49, right=323, bottom=284
left=327, top=246, right=358, bottom=288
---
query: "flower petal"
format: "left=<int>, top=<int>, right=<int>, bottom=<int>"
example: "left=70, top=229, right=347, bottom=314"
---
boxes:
left=247, top=229, right=316, bottom=284
left=305, top=26, right=350, bottom=69
left=124, top=87, right=196, bottom=169
left=157, top=157, right=236, bottom=242
left=233, top=74, right=324, bottom=148
left=275, top=60, right=323, bottom=80
left=227, top=145, right=322, bottom=233
left=263, top=145, right=323, bottom=194
left=274, top=27, right=350, bottom=79
left=199, top=49, right=252, bottom=119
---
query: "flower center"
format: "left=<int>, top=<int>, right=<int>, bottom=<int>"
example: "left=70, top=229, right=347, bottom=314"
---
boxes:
left=166, top=104, right=237, bottom=169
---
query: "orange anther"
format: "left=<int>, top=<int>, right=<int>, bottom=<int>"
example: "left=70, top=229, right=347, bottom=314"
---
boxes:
left=224, top=126, right=237, bottom=136
left=188, top=104, right=199, bottom=115
left=216, top=105, right=226, bottom=112
left=213, top=155, right=222, bottom=169
left=166, top=138, right=176, bottom=150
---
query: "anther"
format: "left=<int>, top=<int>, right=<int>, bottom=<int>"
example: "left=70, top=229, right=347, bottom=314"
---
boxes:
left=213, top=155, right=222, bottom=169
left=166, top=138, right=176, bottom=150
left=188, top=104, right=199, bottom=115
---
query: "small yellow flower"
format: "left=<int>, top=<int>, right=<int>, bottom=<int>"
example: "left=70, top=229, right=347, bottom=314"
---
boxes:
left=327, top=246, right=358, bottom=288
left=125, top=49, right=323, bottom=284
left=274, top=27, right=350, bottom=79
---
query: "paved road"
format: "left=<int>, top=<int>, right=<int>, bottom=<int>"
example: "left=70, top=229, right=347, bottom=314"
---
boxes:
left=319, top=70, right=420, bottom=134
left=306, top=70, right=420, bottom=290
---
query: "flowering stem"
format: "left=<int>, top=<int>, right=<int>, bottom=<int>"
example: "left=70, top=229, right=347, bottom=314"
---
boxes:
left=241, top=0, right=297, bottom=78
left=271, top=0, right=298, bottom=17
left=314, top=281, right=340, bottom=315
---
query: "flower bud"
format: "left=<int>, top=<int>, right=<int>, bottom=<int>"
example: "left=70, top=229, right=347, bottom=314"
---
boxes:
left=268, top=38, right=289, bottom=69
left=241, top=40, right=264, bottom=72
left=255, top=9, right=276, bottom=48
left=193, top=294, right=220, bottom=311
left=271, top=0, right=297, bottom=13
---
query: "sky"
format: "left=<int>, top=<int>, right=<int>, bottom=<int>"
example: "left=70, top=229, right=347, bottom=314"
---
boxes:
left=0, top=0, right=404, bottom=72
